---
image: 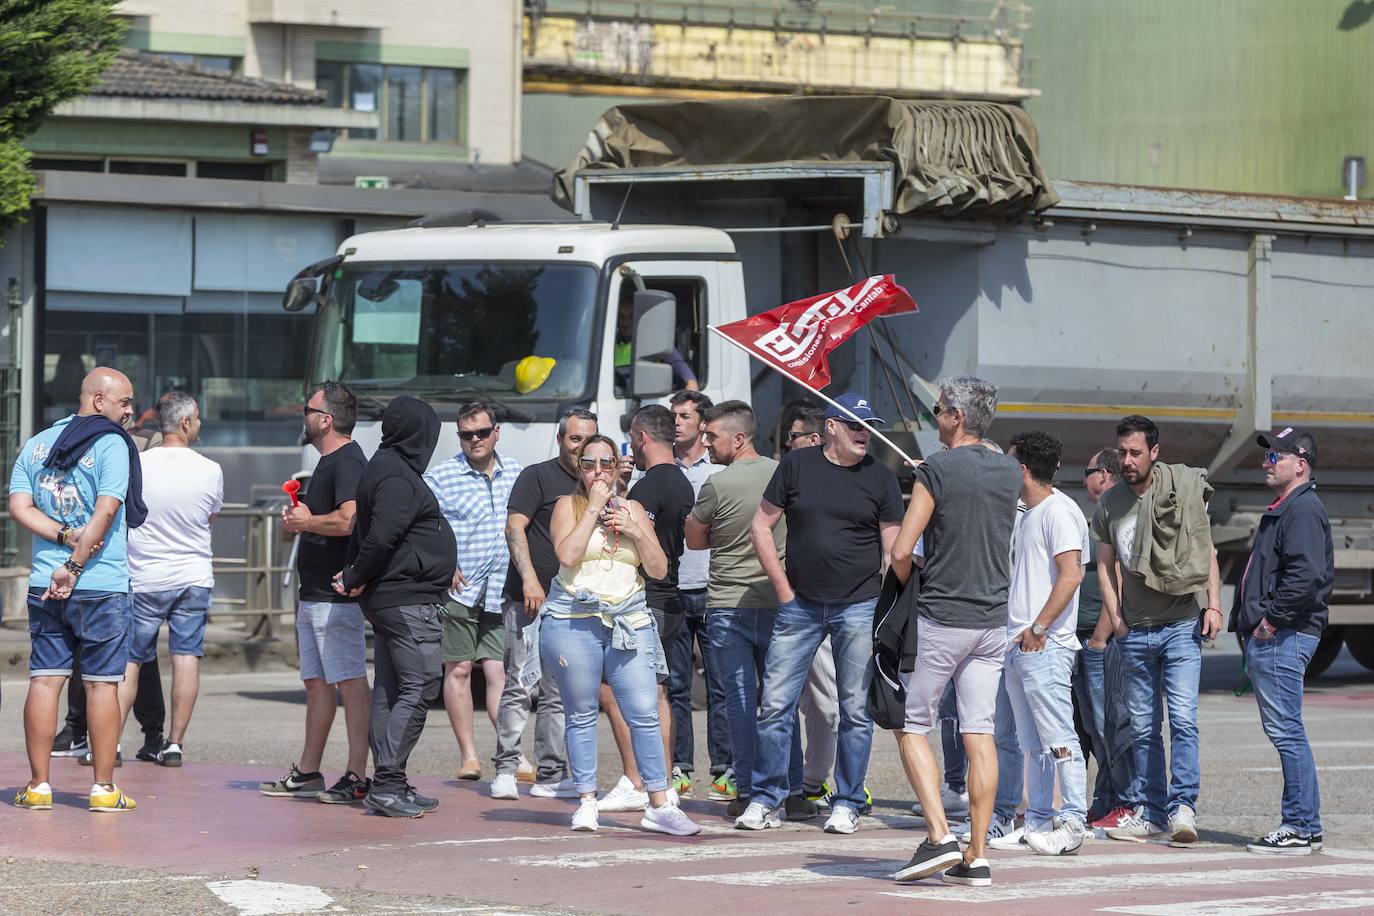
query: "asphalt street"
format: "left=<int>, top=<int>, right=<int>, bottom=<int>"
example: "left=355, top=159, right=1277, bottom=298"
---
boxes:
left=1, top=638, right=1371, bottom=915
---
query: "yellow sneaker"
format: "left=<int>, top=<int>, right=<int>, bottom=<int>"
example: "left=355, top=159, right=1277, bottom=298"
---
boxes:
left=89, top=783, right=136, bottom=812
left=15, top=782, right=53, bottom=810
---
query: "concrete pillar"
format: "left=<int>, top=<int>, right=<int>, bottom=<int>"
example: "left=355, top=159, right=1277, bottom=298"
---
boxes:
left=285, top=127, right=318, bottom=185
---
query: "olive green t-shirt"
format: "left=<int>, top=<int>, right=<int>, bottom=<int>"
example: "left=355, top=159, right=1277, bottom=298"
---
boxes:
left=690, top=457, right=786, bottom=608
left=1090, top=483, right=1200, bottom=628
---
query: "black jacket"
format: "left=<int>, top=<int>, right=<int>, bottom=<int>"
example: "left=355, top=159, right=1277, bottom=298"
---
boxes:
left=43, top=415, right=148, bottom=528
left=342, top=397, right=457, bottom=612
left=1229, top=480, right=1332, bottom=637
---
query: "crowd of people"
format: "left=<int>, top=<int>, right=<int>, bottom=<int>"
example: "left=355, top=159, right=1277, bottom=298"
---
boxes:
left=9, top=368, right=1336, bottom=886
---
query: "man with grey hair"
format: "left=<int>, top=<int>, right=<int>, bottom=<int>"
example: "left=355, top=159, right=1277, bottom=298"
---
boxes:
left=125, top=391, right=224, bottom=767
left=890, top=375, right=1022, bottom=888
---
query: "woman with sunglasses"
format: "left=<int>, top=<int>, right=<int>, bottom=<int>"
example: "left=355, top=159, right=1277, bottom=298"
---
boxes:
left=520, top=435, right=701, bottom=835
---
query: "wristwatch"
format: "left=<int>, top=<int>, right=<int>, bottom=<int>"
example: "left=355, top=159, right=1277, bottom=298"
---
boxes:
left=1031, top=622, right=1048, bottom=638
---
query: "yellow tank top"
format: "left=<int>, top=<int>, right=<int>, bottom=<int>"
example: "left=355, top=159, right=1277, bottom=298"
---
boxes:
left=556, top=523, right=644, bottom=607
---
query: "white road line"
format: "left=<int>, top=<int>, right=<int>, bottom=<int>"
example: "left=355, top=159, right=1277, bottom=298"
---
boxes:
left=672, top=851, right=1254, bottom=887
left=1099, top=888, right=1374, bottom=915
left=880, top=862, right=1374, bottom=904
left=488, top=837, right=925, bottom=868
left=1241, top=765, right=1374, bottom=772
left=0, top=875, right=205, bottom=891
left=206, top=880, right=334, bottom=915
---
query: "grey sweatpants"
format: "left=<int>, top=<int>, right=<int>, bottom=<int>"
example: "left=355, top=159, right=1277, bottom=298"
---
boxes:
left=368, top=602, right=443, bottom=795
left=492, top=597, right=568, bottom=781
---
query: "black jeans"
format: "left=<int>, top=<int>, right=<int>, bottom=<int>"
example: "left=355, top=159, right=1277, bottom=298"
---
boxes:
left=367, top=603, right=443, bottom=795
left=67, top=654, right=165, bottom=741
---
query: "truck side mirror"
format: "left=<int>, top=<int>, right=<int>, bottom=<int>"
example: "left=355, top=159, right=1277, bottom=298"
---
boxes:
left=282, top=277, right=318, bottom=312
left=631, top=289, right=676, bottom=399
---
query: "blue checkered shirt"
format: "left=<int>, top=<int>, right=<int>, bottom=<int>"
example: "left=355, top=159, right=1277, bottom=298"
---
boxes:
left=424, top=451, right=522, bottom=613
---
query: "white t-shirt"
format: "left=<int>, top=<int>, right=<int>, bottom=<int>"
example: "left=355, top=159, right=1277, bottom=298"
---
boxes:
left=128, top=446, right=224, bottom=592
left=1008, top=489, right=1089, bottom=650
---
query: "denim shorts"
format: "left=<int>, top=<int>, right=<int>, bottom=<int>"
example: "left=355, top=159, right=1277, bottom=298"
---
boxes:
left=131, top=585, right=212, bottom=662
left=296, top=600, right=367, bottom=684
left=28, top=588, right=132, bottom=682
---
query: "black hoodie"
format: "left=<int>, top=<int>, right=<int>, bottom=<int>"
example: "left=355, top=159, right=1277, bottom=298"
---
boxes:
left=342, top=397, right=457, bottom=612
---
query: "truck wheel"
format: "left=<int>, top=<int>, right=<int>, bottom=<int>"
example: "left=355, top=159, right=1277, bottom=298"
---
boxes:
left=1305, top=627, right=1345, bottom=679
left=1343, top=625, right=1374, bottom=672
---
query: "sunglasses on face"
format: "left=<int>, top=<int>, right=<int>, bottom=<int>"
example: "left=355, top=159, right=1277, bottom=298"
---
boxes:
left=579, top=456, right=617, bottom=471
left=459, top=426, right=495, bottom=442
left=836, top=420, right=865, bottom=432
left=1265, top=450, right=1287, bottom=466
left=303, top=405, right=331, bottom=418
left=1084, top=467, right=1107, bottom=479
left=787, top=430, right=817, bottom=441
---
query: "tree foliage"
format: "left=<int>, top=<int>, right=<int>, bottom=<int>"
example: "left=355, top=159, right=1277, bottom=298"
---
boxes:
left=0, top=0, right=126, bottom=236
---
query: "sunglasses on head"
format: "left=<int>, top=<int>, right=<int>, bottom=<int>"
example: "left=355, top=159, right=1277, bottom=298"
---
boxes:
left=459, top=426, right=495, bottom=442
left=579, top=456, right=617, bottom=470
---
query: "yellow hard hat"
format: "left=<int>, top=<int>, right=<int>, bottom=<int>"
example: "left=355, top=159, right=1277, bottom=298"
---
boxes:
left=515, top=355, right=556, bottom=394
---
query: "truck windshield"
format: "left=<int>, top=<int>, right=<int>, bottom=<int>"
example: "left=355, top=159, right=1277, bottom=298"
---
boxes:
left=313, top=262, right=599, bottom=402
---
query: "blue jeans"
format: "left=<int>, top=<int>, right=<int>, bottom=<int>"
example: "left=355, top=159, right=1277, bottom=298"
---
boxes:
left=935, top=678, right=1022, bottom=817
left=27, top=589, right=132, bottom=681
left=1005, top=643, right=1088, bottom=828
left=1246, top=629, right=1322, bottom=836
left=750, top=596, right=876, bottom=811
left=939, top=683, right=966, bottom=793
left=669, top=589, right=731, bottom=775
left=709, top=606, right=804, bottom=799
left=131, top=585, right=212, bottom=662
left=539, top=614, right=667, bottom=795
left=1119, top=616, right=1202, bottom=826
left=1075, top=639, right=1135, bottom=815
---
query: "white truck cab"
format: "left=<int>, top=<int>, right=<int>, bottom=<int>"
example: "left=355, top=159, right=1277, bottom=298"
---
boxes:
left=284, top=221, right=752, bottom=469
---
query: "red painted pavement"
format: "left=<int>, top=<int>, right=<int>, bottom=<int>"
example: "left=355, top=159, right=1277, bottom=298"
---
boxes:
left=4, top=752, right=1372, bottom=915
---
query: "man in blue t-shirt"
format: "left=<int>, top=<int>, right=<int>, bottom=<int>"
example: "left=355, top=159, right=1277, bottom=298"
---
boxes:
left=9, top=367, right=139, bottom=813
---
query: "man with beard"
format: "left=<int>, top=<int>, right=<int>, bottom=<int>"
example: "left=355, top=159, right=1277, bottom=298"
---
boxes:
left=262, top=382, right=372, bottom=804
left=336, top=396, right=457, bottom=817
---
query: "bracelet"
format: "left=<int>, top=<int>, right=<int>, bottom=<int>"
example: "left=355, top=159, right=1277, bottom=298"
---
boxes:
left=63, top=558, right=83, bottom=576
left=57, top=526, right=72, bottom=547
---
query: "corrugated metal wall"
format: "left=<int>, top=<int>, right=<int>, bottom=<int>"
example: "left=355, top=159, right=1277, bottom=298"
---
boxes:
left=1024, top=0, right=1374, bottom=198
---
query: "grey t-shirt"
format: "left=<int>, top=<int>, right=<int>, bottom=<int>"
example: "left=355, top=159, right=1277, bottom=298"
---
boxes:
left=691, top=457, right=785, bottom=608
left=1090, top=483, right=1200, bottom=627
left=913, top=445, right=1023, bottom=629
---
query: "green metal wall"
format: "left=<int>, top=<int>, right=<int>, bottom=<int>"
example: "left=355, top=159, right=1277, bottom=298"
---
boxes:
left=521, top=92, right=648, bottom=169
left=1024, top=0, right=1374, bottom=198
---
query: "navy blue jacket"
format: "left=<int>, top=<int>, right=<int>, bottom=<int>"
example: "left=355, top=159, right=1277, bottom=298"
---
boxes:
left=1229, top=480, right=1332, bottom=637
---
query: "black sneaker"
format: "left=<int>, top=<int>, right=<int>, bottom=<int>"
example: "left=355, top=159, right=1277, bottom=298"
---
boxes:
left=259, top=764, right=325, bottom=797
left=51, top=726, right=78, bottom=756
left=941, top=857, right=992, bottom=887
left=1247, top=826, right=1314, bottom=856
left=893, top=836, right=963, bottom=883
left=785, top=793, right=819, bottom=821
left=364, top=790, right=427, bottom=818
left=1312, top=833, right=1324, bottom=851
left=78, top=748, right=123, bottom=767
left=136, top=734, right=165, bottom=762
left=154, top=741, right=183, bottom=768
left=404, top=783, right=439, bottom=812
left=726, top=796, right=751, bottom=818
left=317, top=770, right=370, bottom=805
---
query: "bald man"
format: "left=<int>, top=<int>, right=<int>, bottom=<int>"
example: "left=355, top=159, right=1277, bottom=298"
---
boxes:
left=9, top=366, right=141, bottom=812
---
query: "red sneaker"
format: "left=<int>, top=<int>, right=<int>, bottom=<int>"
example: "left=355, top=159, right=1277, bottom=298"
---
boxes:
left=1090, top=805, right=1134, bottom=830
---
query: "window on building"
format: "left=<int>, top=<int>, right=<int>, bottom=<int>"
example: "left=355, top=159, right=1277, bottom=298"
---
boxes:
left=29, top=158, right=104, bottom=172
left=156, top=52, right=240, bottom=74
left=316, top=60, right=465, bottom=144
left=196, top=161, right=272, bottom=182
left=109, top=160, right=189, bottom=177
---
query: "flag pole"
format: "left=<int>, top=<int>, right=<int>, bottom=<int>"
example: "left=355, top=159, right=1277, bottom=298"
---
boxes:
left=708, top=325, right=921, bottom=467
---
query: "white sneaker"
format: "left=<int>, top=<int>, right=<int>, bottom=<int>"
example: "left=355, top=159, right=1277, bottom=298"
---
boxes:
left=958, top=815, right=1017, bottom=845
left=735, top=801, right=783, bottom=830
left=1107, top=805, right=1167, bottom=842
left=824, top=805, right=860, bottom=835
left=571, top=797, right=599, bottom=832
left=641, top=802, right=701, bottom=836
left=987, top=825, right=1028, bottom=850
left=530, top=777, right=579, bottom=799
left=490, top=772, right=519, bottom=800
left=1025, top=822, right=1085, bottom=856
left=1169, top=805, right=1199, bottom=844
left=597, top=775, right=649, bottom=812
left=910, top=784, right=970, bottom=817
left=667, top=786, right=680, bottom=806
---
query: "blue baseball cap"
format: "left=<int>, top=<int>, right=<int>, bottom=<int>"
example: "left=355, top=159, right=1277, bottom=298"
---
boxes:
left=824, top=393, right=886, bottom=425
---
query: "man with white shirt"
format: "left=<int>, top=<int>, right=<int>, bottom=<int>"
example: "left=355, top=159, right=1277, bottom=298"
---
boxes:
left=1003, top=430, right=1089, bottom=855
left=125, top=392, right=224, bottom=766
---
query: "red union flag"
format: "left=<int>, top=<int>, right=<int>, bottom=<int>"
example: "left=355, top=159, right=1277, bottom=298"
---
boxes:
left=712, top=275, right=917, bottom=389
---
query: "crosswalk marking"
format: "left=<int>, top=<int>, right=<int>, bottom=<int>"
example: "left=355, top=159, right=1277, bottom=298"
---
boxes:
left=1099, top=888, right=1374, bottom=915
left=672, top=851, right=1253, bottom=887
left=206, top=880, right=334, bottom=915
left=880, top=862, right=1374, bottom=904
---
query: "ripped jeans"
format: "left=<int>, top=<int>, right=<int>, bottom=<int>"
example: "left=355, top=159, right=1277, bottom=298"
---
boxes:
left=1004, top=641, right=1088, bottom=829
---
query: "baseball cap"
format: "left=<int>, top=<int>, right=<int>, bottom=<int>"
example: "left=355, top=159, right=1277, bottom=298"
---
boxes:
left=1256, top=427, right=1318, bottom=467
left=824, top=393, right=886, bottom=425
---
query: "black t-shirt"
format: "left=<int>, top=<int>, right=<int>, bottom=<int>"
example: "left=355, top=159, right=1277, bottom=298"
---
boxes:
left=629, top=462, right=694, bottom=611
left=762, top=446, right=905, bottom=604
left=503, top=457, right=579, bottom=601
left=298, top=440, right=367, bottom=601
